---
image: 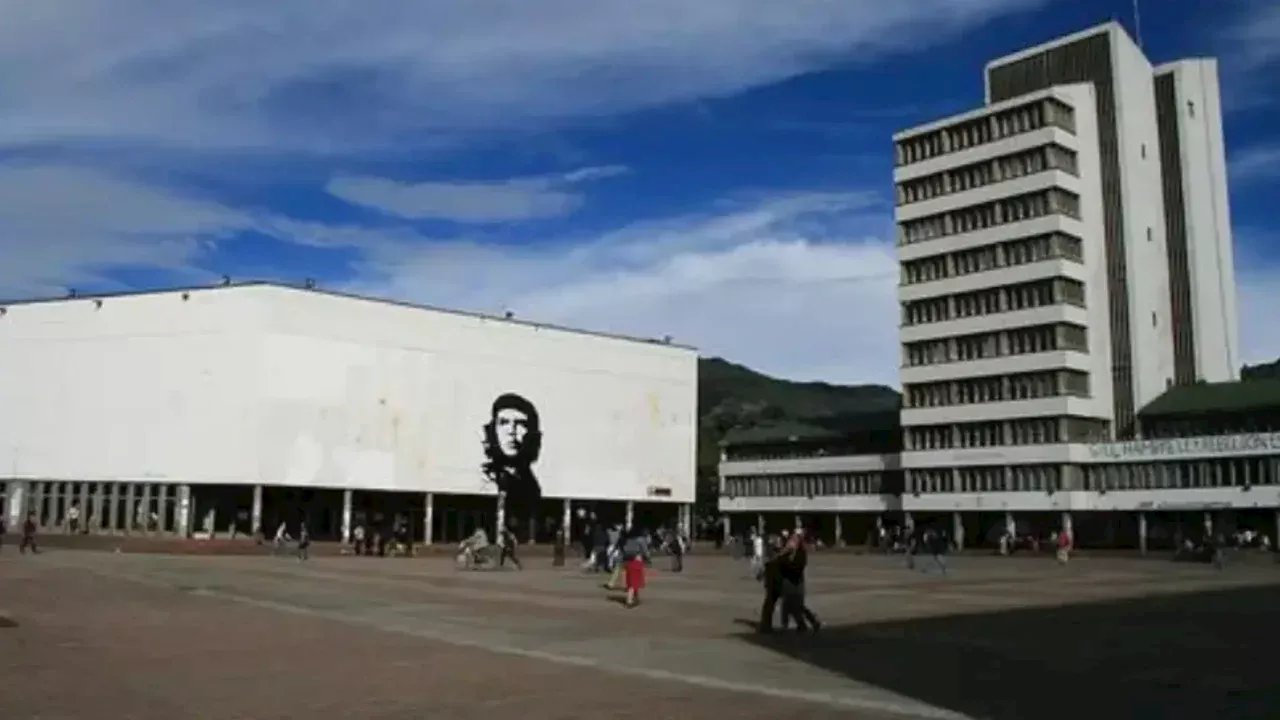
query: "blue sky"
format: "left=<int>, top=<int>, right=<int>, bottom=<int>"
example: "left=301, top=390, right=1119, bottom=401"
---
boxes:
left=1, top=0, right=1276, bottom=386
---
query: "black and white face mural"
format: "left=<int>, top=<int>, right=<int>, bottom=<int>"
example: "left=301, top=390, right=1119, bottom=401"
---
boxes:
left=481, top=393, right=543, bottom=516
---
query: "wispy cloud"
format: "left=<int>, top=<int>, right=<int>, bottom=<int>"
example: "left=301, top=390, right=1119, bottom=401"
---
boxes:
left=1229, top=144, right=1280, bottom=182
left=325, top=165, right=630, bottom=223
left=0, top=0, right=1044, bottom=155
left=342, top=190, right=903, bottom=384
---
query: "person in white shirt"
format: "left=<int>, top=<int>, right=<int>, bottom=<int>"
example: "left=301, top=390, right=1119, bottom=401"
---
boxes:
left=750, top=530, right=766, bottom=580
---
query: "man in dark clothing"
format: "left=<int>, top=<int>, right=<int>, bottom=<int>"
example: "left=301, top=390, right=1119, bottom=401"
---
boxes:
left=20, top=512, right=39, bottom=555
left=779, top=536, right=821, bottom=632
left=499, top=525, right=523, bottom=570
left=759, top=538, right=812, bottom=633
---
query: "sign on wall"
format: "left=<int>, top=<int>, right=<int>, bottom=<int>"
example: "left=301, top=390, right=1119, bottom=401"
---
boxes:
left=1088, top=432, right=1280, bottom=462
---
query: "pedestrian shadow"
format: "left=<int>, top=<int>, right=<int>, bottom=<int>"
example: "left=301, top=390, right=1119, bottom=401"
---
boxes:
left=737, top=582, right=1280, bottom=720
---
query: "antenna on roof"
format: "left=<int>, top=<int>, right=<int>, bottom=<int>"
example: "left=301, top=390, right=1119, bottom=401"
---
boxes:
left=304, top=278, right=316, bottom=290
left=220, top=275, right=232, bottom=286
left=1131, top=0, right=1144, bottom=49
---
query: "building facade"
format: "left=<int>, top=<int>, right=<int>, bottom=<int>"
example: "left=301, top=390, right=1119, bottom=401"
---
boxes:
left=0, top=283, right=698, bottom=543
left=719, top=22, right=1267, bottom=550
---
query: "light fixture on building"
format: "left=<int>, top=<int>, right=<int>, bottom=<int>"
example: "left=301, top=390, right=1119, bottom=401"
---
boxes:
left=504, top=310, right=514, bottom=319
left=181, top=292, right=191, bottom=301
left=93, top=299, right=103, bottom=309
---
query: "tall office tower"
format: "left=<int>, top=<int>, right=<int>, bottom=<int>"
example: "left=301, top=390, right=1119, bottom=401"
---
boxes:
left=983, top=22, right=1239, bottom=437
left=895, top=84, right=1116, bottom=499
left=1153, top=59, right=1240, bottom=385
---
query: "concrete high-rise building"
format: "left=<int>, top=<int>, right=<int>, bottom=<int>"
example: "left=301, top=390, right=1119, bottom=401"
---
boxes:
left=892, top=22, right=1239, bottom=502
left=1152, top=59, right=1239, bottom=386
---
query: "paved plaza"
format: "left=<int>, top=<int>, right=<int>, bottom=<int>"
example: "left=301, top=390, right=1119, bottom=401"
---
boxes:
left=2, top=549, right=1278, bottom=719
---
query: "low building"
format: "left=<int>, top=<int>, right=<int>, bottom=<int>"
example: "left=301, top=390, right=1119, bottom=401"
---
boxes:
left=718, top=382, right=1280, bottom=550
left=0, top=282, right=698, bottom=543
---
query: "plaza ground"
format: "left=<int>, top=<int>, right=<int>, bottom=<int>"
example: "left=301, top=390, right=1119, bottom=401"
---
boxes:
left=1, top=551, right=1277, bottom=719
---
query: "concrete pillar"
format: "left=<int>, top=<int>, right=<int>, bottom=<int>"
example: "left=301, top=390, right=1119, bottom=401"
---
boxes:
left=28, top=482, right=44, bottom=529
left=175, top=485, right=192, bottom=537
left=624, top=501, right=634, bottom=530
left=722, top=514, right=732, bottom=544
left=1061, top=511, right=1073, bottom=536
left=495, top=492, right=506, bottom=537
left=91, top=483, right=106, bottom=534
left=107, top=484, right=119, bottom=533
left=140, top=484, right=153, bottom=533
left=952, top=512, right=965, bottom=551
left=904, top=511, right=915, bottom=532
left=561, top=498, right=572, bottom=545
left=339, top=489, right=353, bottom=544
left=1203, top=511, right=1214, bottom=537
left=756, top=513, right=764, bottom=534
left=421, top=492, right=432, bottom=545
left=124, top=484, right=136, bottom=533
left=46, top=482, right=61, bottom=530
left=1138, top=512, right=1148, bottom=555
left=251, top=484, right=263, bottom=536
left=834, top=514, right=844, bottom=547
left=794, top=513, right=802, bottom=534
left=679, top=504, right=692, bottom=538
left=76, top=482, right=90, bottom=531
left=1004, top=510, right=1016, bottom=537
left=156, top=484, right=169, bottom=533
left=5, top=480, right=26, bottom=531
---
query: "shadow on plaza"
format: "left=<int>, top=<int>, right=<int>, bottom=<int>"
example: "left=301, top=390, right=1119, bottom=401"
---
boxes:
left=738, top=582, right=1280, bottom=720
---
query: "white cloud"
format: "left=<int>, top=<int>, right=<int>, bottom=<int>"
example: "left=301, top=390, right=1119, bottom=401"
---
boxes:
left=0, top=0, right=1043, bottom=154
left=1229, top=144, right=1280, bottom=182
left=1221, top=1, right=1280, bottom=71
left=325, top=165, right=630, bottom=223
left=343, top=191, right=903, bottom=385
left=0, top=165, right=250, bottom=296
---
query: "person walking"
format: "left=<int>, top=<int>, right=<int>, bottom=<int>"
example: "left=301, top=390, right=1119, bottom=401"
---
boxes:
left=297, top=522, right=311, bottom=561
left=19, top=512, right=39, bottom=555
left=621, top=527, right=648, bottom=609
left=780, top=532, right=821, bottom=632
left=499, top=523, right=523, bottom=570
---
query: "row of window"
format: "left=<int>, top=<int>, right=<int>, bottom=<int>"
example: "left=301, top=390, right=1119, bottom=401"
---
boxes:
left=905, top=370, right=1091, bottom=409
left=900, top=188, right=1082, bottom=246
left=1083, top=458, right=1280, bottom=491
left=904, top=323, right=1089, bottom=367
left=902, top=277, right=1086, bottom=326
left=901, top=232, right=1083, bottom=286
left=721, top=473, right=887, bottom=498
left=910, top=465, right=1061, bottom=494
left=906, top=417, right=1113, bottom=451
left=895, top=98, right=1077, bottom=167
left=897, top=144, right=1079, bottom=206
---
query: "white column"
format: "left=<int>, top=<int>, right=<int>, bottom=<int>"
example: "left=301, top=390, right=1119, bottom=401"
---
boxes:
left=1138, top=512, right=1148, bottom=555
left=91, top=483, right=106, bottom=534
left=952, top=512, right=965, bottom=551
left=722, top=514, right=732, bottom=543
left=495, top=492, right=506, bottom=537
left=176, top=485, right=192, bottom=538
left=140, top=484, right=153, bottom=533
left=5, top=480, right=25, bottom=531
left=678, top=504, right=691, bottom=537
left=833, top=514, right=844, bottom=547
left=561, top=499, right=572, bottom=545
left=1203, top=511, right=1214, bottom=537
left=106, top=484, right=119, bottom=532
left=124, top=484, right=137, bottom=533
left=624, top=501, right=634, bottom=530
left=1004, top=510, right=1016, bottom=538
left=251, top=484, right=263, bottom=536
left=156, top=484, right=169, bottom=533
left=422, top=492, right=434, bottom=545
left=794, top=513, right=802, bottom=533
left=1060, top=511, right=1073, bottom=536
left=77, top=482, right=90, bottom=530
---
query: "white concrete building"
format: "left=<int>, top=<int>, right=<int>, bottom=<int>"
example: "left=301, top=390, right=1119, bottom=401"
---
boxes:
left=719, top=22, right=1264, bottom=550
left=0, top=283, right=698, bottom=542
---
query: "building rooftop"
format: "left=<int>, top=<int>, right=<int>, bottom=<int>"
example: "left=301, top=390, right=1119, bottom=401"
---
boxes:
left=720, top=421, right=843, bottom=447
left=0, top=280, right=697, bottom=353
left=1139, top=380, right=1280, bottom=418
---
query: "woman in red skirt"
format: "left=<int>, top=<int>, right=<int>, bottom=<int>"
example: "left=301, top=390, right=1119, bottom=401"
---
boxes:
left=621, top=528, right=647, bottom=608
